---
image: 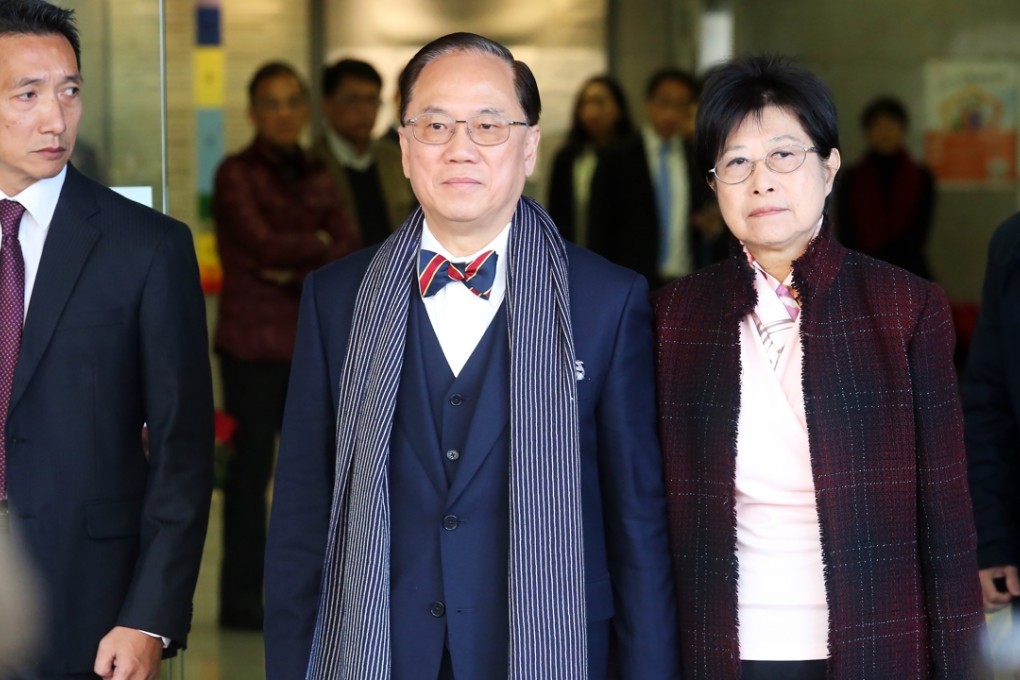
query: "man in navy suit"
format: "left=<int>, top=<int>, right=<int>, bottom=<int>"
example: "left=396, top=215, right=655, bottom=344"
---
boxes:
left=264, top=32, right=678, bottom=679
left=965, top=211, right=1020, bottom=616
left=0, top=2, right=213, bottom=678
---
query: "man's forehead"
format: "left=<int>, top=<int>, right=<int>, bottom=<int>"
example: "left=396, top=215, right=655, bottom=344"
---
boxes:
left=0, top=32, right=80, bottom=79
left=408, top=51, right=518, bottom=112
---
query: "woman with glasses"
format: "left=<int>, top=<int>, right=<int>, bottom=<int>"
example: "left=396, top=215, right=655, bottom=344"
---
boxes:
left=653, top=55, right=986, bottom=679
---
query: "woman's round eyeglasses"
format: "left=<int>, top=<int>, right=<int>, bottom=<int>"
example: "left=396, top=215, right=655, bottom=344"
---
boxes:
left=709, top=145, right=820, bottom=185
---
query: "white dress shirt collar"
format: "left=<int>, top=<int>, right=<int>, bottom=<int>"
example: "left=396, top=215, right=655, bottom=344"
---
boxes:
left=325, top=127, right=374, bottom=172
left=419, top=219, right=511, bottom=376
left=1, top=166, right=67, bottom=317
left=1, top=165, right=67, bottom=229
left=643, top=125, right=679, bottom=155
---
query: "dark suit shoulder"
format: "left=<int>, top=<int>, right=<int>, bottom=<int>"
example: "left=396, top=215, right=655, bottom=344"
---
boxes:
left=65, top=166, right=186, bottom=232
left=565, top=241, right=646, bottom=293
left=309, top=243, right=380, bottom=289
left=597, top=132, right=647, bottom=165
left=987, top=211, right=1020, bottom=268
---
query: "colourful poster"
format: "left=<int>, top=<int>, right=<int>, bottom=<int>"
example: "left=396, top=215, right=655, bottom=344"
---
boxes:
left=924, top=61, right=1018, bottom=183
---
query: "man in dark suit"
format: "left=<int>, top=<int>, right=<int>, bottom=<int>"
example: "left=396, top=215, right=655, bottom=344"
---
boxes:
left=588, top=68, right=724, bottom=288
left=264, top=32, right=678, bottom=679
left=0, top=2, right=213, bottom=678
left=964, top=211, right=1020, bottom=616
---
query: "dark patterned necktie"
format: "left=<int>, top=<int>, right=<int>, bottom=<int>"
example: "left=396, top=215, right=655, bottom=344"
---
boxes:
left=0, top=199, right=26, bottom=500
left=418, top=249, right=498, bottom=300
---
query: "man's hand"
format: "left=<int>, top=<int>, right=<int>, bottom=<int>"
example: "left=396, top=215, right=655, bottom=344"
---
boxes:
left=94, top=626, right=162, bottom=680
left=979, top=565, right=1020, bottom=612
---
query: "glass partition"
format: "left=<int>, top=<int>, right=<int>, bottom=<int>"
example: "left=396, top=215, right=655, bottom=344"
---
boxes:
left=72, top=0, right=167, bottom=212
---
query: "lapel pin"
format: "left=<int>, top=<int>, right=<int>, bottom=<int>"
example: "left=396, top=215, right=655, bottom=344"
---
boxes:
left=574, top=360, right=585, bottom=381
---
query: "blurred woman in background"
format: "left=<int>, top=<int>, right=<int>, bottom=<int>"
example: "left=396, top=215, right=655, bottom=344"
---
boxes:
left=546, top=75, right=633, bottom=246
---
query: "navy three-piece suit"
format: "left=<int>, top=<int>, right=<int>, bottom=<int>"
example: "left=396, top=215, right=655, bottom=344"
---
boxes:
left=264, top=231, right=679, bottom=678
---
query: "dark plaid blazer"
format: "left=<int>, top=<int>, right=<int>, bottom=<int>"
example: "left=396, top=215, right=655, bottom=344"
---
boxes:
left=653, top=228, right=986, bottom=679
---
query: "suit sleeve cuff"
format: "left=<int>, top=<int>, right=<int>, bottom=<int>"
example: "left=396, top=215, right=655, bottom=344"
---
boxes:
left=138, top=629, right=170, bottom=648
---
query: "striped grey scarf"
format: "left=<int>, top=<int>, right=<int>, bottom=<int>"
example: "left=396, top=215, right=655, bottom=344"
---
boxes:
left=307, top=196, right=587, bottom=679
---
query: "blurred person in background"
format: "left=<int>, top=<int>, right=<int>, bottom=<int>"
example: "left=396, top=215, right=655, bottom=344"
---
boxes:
left=588, top=68, right=725, bottom=288
left=546, top=75, right=633, bottom=247
left=313, top=58, right=416, bottom=247
left=212, top=61, right=359, bottom=631
left=0, top=535, right=40, bottom=678
left=836, top=96, right=935, bottom=279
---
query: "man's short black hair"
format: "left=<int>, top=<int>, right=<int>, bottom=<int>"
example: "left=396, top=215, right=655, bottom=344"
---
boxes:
left=247, top=61, right=307, bottom=106
left=645, top=67, right=699, bottom=101
left=322, top=58, right=383, bottom=98
left=398, top=32, right=541, bottom=126
left=860, top=96, right=909, bottom=131
left=0, top=0, right=80, bottom=69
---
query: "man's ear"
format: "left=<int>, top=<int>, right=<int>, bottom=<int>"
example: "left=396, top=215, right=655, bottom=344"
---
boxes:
left=523, top=124, right=541, bottom=177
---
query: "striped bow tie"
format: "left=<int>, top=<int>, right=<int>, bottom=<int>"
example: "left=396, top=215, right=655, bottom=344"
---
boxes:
left=418, top=249, right=498, bottom=300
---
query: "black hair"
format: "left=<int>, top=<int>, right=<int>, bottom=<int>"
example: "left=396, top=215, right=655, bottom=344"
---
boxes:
left=645, top=67, right=700, bottom=101
left=564, top=75, right=633, bottom=150
left=247, top=61, right=307, bottom=106
left=0, top=0, right=80, bottom=69
left=695, top=54, right=839, bottom=181
left=398, top=32, right=541, bottom=126
left=321, top=58, right=383, bottom=98
left=860, top=95, right=909, bottom=130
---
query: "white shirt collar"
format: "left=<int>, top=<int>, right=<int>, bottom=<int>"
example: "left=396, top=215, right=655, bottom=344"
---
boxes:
left=325, top=127, right=374, bottom=171
left=1, top=165, right=67, bottom=230
left=417, top=220, right=511, bottom=376
left=643, top=125, right=680, bottom=154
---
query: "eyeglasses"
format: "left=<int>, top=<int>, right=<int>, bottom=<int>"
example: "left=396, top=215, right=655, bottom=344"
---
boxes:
left=403, top=113, right=530, bottom=146
left=708, top=145, right=820, bottom=185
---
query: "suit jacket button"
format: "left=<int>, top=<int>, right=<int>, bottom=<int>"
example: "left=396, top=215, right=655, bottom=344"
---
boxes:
left=445, top=449, right=460, bottom=461
left=442, top=515, right=459, bottom=531
left=429, top=601, right=446, bottom=617
left=449, top=394, right=464, bottom=406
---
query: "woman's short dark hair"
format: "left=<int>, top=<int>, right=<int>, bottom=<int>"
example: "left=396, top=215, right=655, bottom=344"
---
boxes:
left=564, top=75, right=633, bottom=150
left=695, top=54, right=839, bottom=181
left=860, top=96, right=909, bottom=130
left=398, top=32, right=541, bottom=126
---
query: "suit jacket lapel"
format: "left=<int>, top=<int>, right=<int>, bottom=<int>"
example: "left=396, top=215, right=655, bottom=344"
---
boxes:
left=11, top=168, right=100, bottom=408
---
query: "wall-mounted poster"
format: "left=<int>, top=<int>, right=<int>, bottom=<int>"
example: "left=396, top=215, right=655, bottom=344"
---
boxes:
left=924, top=61, right=1018, bottom=184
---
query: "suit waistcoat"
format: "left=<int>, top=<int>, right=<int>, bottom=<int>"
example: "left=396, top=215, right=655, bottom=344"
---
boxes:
left=389, top=295, right=511, bottom=680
